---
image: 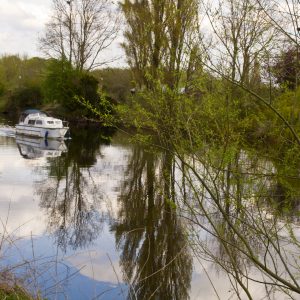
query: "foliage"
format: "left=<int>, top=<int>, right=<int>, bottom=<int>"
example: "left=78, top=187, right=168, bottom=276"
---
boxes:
left=273, top=87, right=300, bottom=125
left=43, top=58, right=117, bottom=120
left=75, top=92, right=116, bottom=126
left=0, top=55, right=47, bottom=91
left=272, top=46, right=300, bottom=90
left=7, top=85, right=43, bottom=112
left=207, top=0, right=276, bottom=87
left=0, top=81, right=4, bottom=97
left=119, top=74, right=283, bottom=150
left=0, top=282, right=41, bottom=300
left=121, top=0, right=198, bottom=89
left=0, top=55, right=23, bottom=90
left=0, top=55, right=48, bottom=113
left=91, top=68, right=133, bottom=103
left=43, top=58, right=79, bottom=108
left=115, top=61, right=300, bottom=295
left=77, top=73, right=100, bottom=108
left=0, top=55, right=118, bottom=123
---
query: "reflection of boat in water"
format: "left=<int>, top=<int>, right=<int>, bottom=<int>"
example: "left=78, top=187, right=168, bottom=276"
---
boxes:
left=15, top=109, right=69, bottom=139
left=16, top=135, right=68, bottom=159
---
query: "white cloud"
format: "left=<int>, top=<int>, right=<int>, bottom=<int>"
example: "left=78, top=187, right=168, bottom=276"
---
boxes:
left=0, top=0, right=52, bottom=56
left=0, top=1, right=50, bottom=57
left=66, top=226, right=123, bottom=284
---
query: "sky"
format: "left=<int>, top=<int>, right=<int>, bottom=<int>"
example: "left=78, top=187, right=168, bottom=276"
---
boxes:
left=0, top=0, right=126, bottom=67
left=0, top=0, right=52, bottom=57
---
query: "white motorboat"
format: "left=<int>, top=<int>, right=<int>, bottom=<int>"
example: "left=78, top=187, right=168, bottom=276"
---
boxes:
left=15, top=109, right=69, bottom=139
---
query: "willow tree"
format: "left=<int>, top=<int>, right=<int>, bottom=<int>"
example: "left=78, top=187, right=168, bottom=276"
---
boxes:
left=39, top=0, right=119, bottom=71
left=120, top=0, right=199, bottom=89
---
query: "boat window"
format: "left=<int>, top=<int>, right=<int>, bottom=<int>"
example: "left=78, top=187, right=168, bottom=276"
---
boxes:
left=47, top=121, right=54, bottom=124
left=55, top=121, right=61, bottom=124
left=36, top=120, right=43, bottom=125
left=28, top=120, right=35, bottom=125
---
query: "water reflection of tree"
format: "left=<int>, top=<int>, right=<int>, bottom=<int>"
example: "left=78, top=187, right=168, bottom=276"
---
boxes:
left=36, top=128, right=111, bottom=252
left=112, top=148, right=192, bottom=300
left=177, top=146, right=300, bottom=298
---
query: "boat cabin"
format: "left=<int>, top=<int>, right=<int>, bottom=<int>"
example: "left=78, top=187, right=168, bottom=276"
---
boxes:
left=19, top=109, right=47, bottom=123
left=19, top=109, right=64, bottom=128
left=25, top=118, right=63, bottom=127
left=16, top=109, right=69, bottom=139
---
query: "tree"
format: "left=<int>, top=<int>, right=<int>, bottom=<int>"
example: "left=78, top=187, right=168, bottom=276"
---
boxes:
left=0, top=55, right=23, bottom=90
left=43, top=58, right=79, bottom=108
left=256, top=0, right=299, bottom=46
left=91, top=68, right=133, bottom=102
left=204, top=0, right=276, bottom=89
left=40, top=0, right=119, bottom=71
left=8, top=86, right=43, bottom=111
left=255, top=0, right=300, bottom=92
left=43, top=58, right=101, bottom=113
left=272, top=46, right=300, bottom=90
left=0, top=55, right=47, bottom=91
left=121, top=0, right=198, bottom=89
left=0, top=55, right=48, bottom=112
left=0, top=82, right=4, bottom=97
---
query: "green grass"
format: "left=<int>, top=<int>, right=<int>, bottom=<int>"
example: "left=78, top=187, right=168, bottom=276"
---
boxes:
left=0, top=285, right=34, bottom=300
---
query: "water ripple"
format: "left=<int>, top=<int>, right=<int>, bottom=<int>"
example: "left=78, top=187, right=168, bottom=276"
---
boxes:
left=0, top=125, right=16, bottom=137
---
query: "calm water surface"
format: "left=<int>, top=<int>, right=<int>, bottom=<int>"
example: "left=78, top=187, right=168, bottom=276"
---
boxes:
left=0, top=116, right=299, bottom=300
left=0, top=118, right=213, bottom=300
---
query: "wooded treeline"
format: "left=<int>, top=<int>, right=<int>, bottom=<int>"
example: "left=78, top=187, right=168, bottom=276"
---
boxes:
left=0, top=55, right=132, bottom=121
left=0, top=0, right=298, bottom=135
left=117, top=0, right=300, bottom=146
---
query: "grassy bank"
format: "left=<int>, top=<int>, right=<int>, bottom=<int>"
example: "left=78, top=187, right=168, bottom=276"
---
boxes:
left=0, top=285, right=34, bottom=300
left=0, top=272, right=40, bottom=300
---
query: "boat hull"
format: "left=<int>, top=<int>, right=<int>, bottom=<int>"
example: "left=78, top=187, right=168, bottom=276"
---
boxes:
left=15, top=125, right=69, bottom=139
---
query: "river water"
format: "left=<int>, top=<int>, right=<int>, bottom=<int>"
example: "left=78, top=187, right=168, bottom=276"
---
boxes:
left=0, top=116, right=300, bottom=300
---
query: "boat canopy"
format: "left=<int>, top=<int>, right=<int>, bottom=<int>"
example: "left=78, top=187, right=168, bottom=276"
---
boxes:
left=19, top=109, right=48, bottom=122
left=22, top=109, right=47, bottom=116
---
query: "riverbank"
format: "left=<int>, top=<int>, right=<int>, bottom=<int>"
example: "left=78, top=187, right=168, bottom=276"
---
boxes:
left=0, top=101, right=111, bottom=129
left=0, top=285, right=34, bottom=300
left=0, top=271, right=39, bottom=300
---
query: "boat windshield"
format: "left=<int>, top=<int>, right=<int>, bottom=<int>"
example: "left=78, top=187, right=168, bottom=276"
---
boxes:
left=28, top=120, right=36, bottom=125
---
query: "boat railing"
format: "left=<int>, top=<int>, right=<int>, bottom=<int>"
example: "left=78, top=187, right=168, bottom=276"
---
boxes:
left=63, top=121, right=69, bottom=127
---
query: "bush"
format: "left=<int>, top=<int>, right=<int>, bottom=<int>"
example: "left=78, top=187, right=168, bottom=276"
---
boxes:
left=272, top=46, right=300, bottom=90
left=8, top=85, right=43, bottom=112
left=43, top=59, right=117, bottom=121
left=0, top=82, right=5, bottom=96
left=42, top=59, right=79, bottom=109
